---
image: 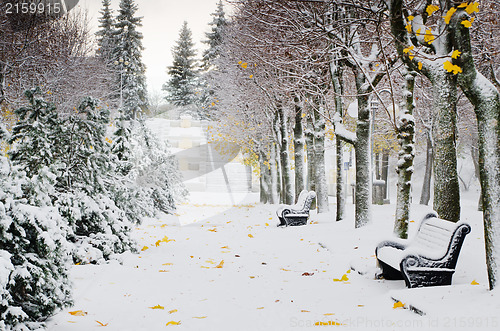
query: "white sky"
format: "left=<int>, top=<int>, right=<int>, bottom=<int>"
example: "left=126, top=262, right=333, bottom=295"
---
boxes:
left=77, top=0, right=225, bottom=96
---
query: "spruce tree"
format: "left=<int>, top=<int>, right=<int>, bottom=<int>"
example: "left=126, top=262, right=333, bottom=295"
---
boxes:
left=163, top=21, right=199, bottom=110
left=199, top=1, right=227, bottom=119
left=96, top=0, right=115, bottom=61
left=202, top=0, right=227, bottom=70
left=112, top=0, right=148, bottom=119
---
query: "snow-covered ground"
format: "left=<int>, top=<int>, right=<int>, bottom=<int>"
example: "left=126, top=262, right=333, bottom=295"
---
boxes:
left=45, top=190, right=499, bottom=330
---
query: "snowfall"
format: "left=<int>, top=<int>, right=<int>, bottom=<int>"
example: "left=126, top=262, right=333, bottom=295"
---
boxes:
left=45, top=129, right=499, bottom=331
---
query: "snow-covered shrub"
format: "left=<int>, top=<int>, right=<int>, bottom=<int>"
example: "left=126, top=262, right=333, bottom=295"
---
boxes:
left=0, top=157, right=72, bottom=330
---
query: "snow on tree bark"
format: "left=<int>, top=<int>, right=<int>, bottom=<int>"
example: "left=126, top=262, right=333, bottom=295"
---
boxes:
left=331, top=60, right=345, bottom=221
left=313, top=106, right=329, bottom=213
left=420, top=129, right=433, bottom=206
left=270, top=142, right=279, bottom=204
left=429, top=70, right=461, bottom=222
left=394, top=71, right=416, bottom=239
left=278, top=101, right=294, bottom=205
left=453, top=10, right=500, bottom=290
left=293, top=96, right=306, bottom=201
left=305, top=114, right=317, bottom=210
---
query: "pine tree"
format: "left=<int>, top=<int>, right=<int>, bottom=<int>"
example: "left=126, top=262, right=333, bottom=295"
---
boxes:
left=96, top=0, right=115, bottom=61
left=163, top=21, right=199, bottom=110
left=198, top=1, right=227, bottom=119
left=112, top=0, right=148, bottom=120
left=202, top=0, right=227, bottom=70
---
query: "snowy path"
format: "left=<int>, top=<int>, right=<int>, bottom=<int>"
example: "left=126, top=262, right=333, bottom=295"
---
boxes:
left=47, top=193, right=493, bottom=330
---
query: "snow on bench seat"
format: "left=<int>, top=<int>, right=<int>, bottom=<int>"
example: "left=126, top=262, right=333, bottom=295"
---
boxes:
left=375, top=213, right=471, bottom=288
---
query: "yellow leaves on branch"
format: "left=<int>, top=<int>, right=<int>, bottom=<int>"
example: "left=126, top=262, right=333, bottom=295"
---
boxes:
left=424, top=29, right=435, bottom=44
left=443, top=61, right=462, bottom=74
left=451, top=50, right=461, bottom=59
left=418, top=62, right=423, bottom=70
left=403, top=45, right=414, bottom=54
left=461, top=17, right=475, bottom=28
left=444, top=7, right=457, bottom=24
left=426, top=4, right=439, bottom=16
left=465, top=2, right=479, bottom=14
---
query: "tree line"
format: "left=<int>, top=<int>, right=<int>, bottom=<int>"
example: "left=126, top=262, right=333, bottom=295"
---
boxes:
left=202, top=0, right=500, bottom=290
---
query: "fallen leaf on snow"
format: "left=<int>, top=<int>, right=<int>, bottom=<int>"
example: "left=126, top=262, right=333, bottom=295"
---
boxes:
left=302, top=272, right=314, bottom=276
left=257, top=307, right=265, bottom=310
left=323, top=313, right=334, bottom=316
left=221, top=246, right=229, bottom=249
left=68, top=311, right=87, bottom=316
left=141, top=246, right=149, bottom=251
left=192, top=316, right=207, bottom=319
left=280, top=268, right=291, bottom=272
left=393, top=301, right=405, bottom=309
left=333, top=274, right=349, bottom=282
left=208, top=229, right=217, bottom=232
left=96, top=320, right=109, bottom=326
left=301, top=310, right=310, bottom=313
left=315, top=321, right=343, bottom=326
left=162, top=263, right=173, bottom=266
left=166, top=321, right=181, bottom=326
left=471, top=280, right=480, bottom=285
left=168, top=309, right=178, bottom=314
left=159, top=270, right=169, bottom=272
left=215, top=260, right=224, bottom=268
left=150, top=305, right=164, bottom=310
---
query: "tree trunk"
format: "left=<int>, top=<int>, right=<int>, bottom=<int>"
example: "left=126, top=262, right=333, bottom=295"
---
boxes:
left=314, top=106, right=329, bottom=213
left=381, top=151, right=389, bottom=201
left=259, top=151, right=270, bottom=204
left=331, top=61, right=345, bottom=221
left=354, top=76, right=372, bottom=228
left=394, top=71, right=416, bottom=239
left=278, top=102, right=294, bottom=205
left=305, top=115, right=316, bottom=210
left=269, top=142, right=279, bottom=204
left=430, top=71, right=460, bottom=222
left=420, top=130, right=433, bottom=206
left=454, top=11, right=500, bottom=290
left=293, top=95, right=305, bottom=200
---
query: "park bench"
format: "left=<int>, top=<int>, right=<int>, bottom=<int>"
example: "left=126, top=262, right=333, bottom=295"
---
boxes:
left=276, top=190, right=316, bottom=227
left=375, top=213, right=471, bottom=288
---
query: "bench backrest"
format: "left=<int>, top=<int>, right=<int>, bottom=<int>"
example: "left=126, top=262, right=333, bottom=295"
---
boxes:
left=412, top=214, right=471, bottom=267
left=290, top=190, right=316, bottom=213
left=294, top=190, right=309, bottom=209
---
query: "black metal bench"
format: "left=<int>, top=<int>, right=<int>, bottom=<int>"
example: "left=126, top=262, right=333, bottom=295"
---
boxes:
left=276, top=190, right=316, bottom=227
left=375, top=213, right=471, bottom=288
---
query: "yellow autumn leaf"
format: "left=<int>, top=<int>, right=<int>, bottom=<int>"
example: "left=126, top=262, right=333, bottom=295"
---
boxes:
left=458, top=2, right=468, bottom=8
left=162, top=263, right=173, bottom=266
left=280, top=268, right=291, bottom=271
left=193, top=316, right=207, bottom=319
left=416, top=28, right=421, bottom=36
left=208, top=228, right=217, bottom=232
left=407, top=15, right=414, bottom=21
left=141, top=246, right=149, bottom=251
left=166, top=321, right=181, bottom=326
left=265, top=223, right=270, bottom=226
left=333, top=274, right=349, bottom=282
left=301, top=310, right=310, bottom=312
left=168, top=309, right=178, bottom=314
left=443, top=60, right=462, bottom=74
left=159, top=270, right=169, bottom=272
left=424, top=28, right=435, bottom=44
left=426, top=4, right=439, bottom=16
left=452, top=50, right=461, bottom=59
left=150, top=305, right=164, bottom=310
left=155, top=240, right=161, bottom=247
left=238, top=61, right=242, bottom=64
left=249, top=75, right=253, bottom=78
left=471, top=280, right=480, bottom=285
left=248, top=234, right=254, bottom=238
left=220, top=246, right=229, bottom=249
left=257, top=307, right=265, bottom=310
left=393, top=301, right=405, bottom=309
left=465, top=2, right=479, bottom=14
left=69, top=310, right=87, bottom=316
left=418, top=62, right=423, bottom=70
left=96, top=320, right=109, bottom=327
left=241, top=62, right=248, bottom=69
left=215, top=260, right=224, bottom=268
left=324, top=313, right=335, bottom=316
left=461, top=19, right=472, bottom=28
left=405, top=23, right=412, bottom=33
left=444, top=7, right=457, bottom=24
left=403, top=45, right=414, bottom=53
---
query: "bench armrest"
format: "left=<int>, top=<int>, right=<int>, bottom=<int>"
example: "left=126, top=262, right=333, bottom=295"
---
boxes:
left=375, top=239, right=407, bottom=256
